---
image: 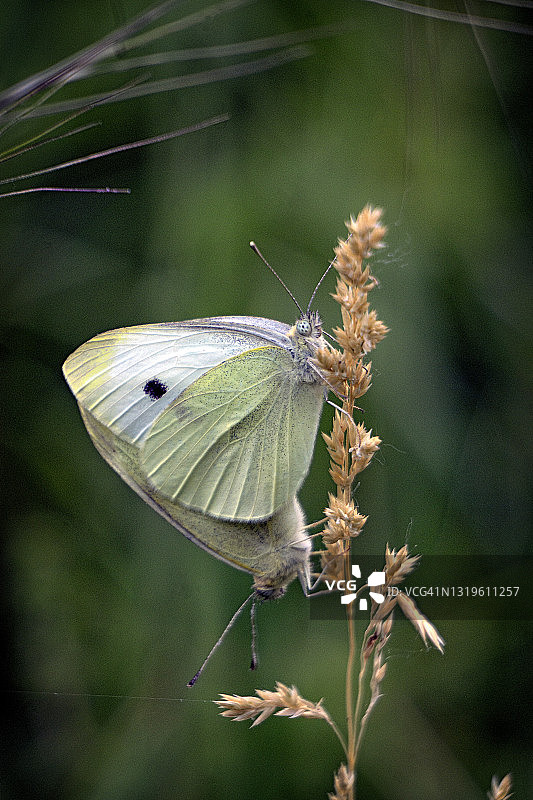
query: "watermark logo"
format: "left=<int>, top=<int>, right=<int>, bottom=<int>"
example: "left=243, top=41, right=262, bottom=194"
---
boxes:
left=311, top=555, right=530, bottom=621
left=325, top=564, right=386, bottom=609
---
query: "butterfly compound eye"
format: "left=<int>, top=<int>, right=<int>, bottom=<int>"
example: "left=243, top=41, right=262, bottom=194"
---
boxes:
left=296, top=318, right=312, bottom=336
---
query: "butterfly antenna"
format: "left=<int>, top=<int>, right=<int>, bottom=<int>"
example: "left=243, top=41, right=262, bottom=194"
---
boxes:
left=306, top=233, right=352, bottom=313
left=187, top=592, right=255, bottom=687
left=250, top=599, right=258, bottom=670
left=250, top=241, right=304, bottom=316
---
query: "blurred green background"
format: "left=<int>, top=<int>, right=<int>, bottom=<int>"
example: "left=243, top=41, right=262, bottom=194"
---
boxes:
left=1, top=1, right=531, bottom=798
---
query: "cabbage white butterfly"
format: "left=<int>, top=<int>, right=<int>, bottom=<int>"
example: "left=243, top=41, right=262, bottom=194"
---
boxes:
left=63, top=310, right=328, bottom=599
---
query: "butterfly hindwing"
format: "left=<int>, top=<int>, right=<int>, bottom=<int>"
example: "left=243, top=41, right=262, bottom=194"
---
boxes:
left=77, top=401, right=310, bottom=588
left=141, top=345, right=325, bottom=521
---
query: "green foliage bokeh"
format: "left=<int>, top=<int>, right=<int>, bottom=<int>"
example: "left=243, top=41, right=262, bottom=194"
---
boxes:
left=1, top=1, right=531, bottom=798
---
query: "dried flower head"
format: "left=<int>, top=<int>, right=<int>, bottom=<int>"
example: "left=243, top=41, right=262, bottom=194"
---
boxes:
left=397, top=593, right=445, bottom=653
left=319, top=208, right=387, bottom=615
left=313, top=344, right=350, bottom=397
left=384, top=544, right=420, bottom=586
left=323, top=494, right=367, bottom=544
left=329, top=764, right=355, bottom=800
left=363, top=618, right=392, bottom=661
left=488, top=774, right=513, bottom=800
left=368, top=594, right=398, bottom=625
left=334, top=207, right=386, bottom=287
left=322, top=414, right=381, bottom=491
left=215, top=681, right=333, bottom=728
left=313, top=206, right=387, bottom=416
left=348, top=423, right=381, bottom=473
left=358, top=545, right=444, bottom=655
left=331, top=277, right=369, bottom=317
left=320, top=540, right=348, bottom=583
left=358, top=309, right=389, bottom=354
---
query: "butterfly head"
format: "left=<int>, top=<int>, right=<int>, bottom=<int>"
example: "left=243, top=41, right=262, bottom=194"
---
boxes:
left=291, top=310, right=323, bottom=341
left=287, top=312, right=326, bottom=384
left=295, top=310, right=322, bottom=338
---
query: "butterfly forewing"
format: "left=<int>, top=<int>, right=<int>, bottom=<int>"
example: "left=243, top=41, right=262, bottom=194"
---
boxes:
left=63, top=322, right=273, bottom=444
left=141, top=346, right=325, bottom=521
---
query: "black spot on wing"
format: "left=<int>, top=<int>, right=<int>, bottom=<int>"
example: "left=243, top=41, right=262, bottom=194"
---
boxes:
left=143, top=378, right=168, bottom=401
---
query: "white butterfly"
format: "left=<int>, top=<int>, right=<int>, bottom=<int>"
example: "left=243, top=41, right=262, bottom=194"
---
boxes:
left=63, top=312, right=329, bottom=599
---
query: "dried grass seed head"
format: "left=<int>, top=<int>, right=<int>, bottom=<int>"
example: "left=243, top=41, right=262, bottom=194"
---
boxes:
left=384, top=544, right=420, bottom=586
left=488, top=774, right=513, bottom=800
left=320, top=540, right=349, bottom=583
left=312, top=345, right=349, bottom=397
left=323, top=494, right=367, bottom=543
left=396, top=592, right=445, bottom=653
left=215, top=682, right=331, bottom=728
left=329, top=764, right=355, bottom=800
left=349, top=423, right=381, bottom=472
left=333, top=206, right=386, bottom=288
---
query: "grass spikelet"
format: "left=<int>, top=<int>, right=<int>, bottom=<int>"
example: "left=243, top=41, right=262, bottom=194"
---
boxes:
left=488, top=774, right=513, bottom=800
left=329, top=764, right=355, bottom=800
left=215, top=682, right=346, bottom=747
left=396, top=593, right=445, bottom=653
